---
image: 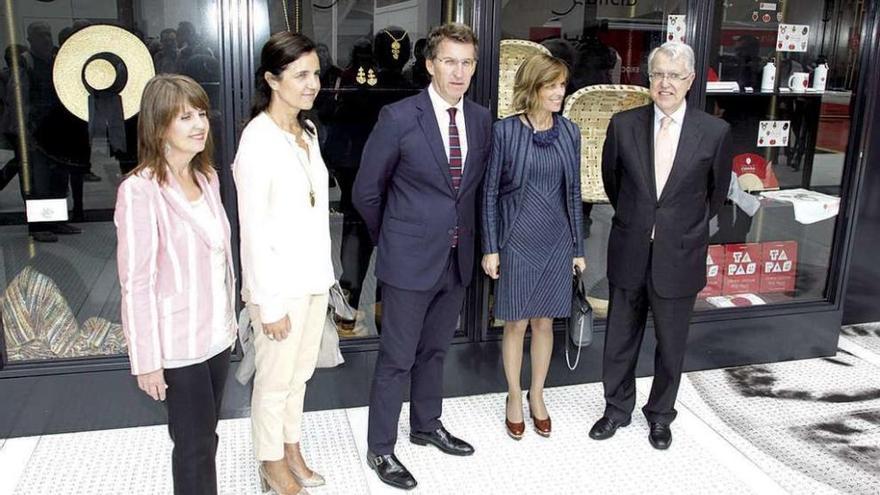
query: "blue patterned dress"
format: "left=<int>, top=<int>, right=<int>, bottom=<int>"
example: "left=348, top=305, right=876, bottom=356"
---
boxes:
left=495, top=119, right=574, bottom=320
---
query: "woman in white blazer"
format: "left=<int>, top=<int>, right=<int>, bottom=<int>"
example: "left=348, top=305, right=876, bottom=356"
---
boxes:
left=115, top=74, right=235, bottom=495
left=234, top=32, right=334, bottom=495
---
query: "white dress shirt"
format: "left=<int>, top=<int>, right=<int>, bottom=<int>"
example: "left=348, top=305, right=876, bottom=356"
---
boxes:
left=428, top=83, right=468, bottom=168
left=651, top=101, right=687, bottom=239
left=653, top=100, right=687, bottom=158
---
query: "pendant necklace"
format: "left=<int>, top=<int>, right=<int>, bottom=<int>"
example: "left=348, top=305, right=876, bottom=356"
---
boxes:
left=281, top=128, right=316, bottom=207
left=382, top=29, right=408, bottom=60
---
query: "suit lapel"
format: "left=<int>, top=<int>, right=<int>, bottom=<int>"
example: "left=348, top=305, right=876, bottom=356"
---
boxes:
left=633, top=106, right=657, bottom=200
left=159, top=171, right=214, bottom=247
left=658, top=108, right=704, bottom=203
left=199, top=172, right=236, bottom=294
left=416, top=91, right=455, bottom=193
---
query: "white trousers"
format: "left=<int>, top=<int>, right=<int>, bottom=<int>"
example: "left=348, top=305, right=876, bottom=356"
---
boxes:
left=250, top=293, right=328, bottom=461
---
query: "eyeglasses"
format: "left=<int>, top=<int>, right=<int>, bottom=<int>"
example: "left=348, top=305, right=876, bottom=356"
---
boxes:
left=435, top=57, right=477, bottom=70
left=649, top=72, right=692, bottom=82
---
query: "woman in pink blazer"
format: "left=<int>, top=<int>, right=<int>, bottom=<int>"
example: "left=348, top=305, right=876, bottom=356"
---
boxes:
left=115, top=74, right=236, bottom=495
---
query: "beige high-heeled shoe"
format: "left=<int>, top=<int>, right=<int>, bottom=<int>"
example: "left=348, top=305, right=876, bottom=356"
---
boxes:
left=288, top=464, right=326, bottom=488
left=258, top=464, right=309, bottom=495
left=284, top=445, right=326, bottom=487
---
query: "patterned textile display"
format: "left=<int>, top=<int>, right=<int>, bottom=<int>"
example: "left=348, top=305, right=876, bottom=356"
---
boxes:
left=2, top=266, right=127, bottom=361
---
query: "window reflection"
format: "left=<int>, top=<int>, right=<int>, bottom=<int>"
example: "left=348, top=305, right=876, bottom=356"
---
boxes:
left=259, top=0, right=444, bottom=339
left=492, top=0, right=686, bottom=328
left=0, top=0, right=225, bottom=362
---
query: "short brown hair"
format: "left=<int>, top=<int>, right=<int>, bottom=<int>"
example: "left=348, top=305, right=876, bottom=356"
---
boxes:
left=130, top=74, right=215, bottom=185
left=425, top=22, right=478, bottom=60
left=511, top=54, right=569, bottom=114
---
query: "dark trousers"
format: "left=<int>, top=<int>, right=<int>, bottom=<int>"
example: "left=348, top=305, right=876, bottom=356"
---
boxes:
left=367, top=252, right=464, bottom=454
left=163, top=348, right=230, bottom=495
left=602, top=246, right=696, bottom=425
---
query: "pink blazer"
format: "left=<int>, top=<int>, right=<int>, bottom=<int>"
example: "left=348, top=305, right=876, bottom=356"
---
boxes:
left=115, top=169, right=236, bottom=375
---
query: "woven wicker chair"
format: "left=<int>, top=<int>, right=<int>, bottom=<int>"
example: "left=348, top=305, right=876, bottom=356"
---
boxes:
left=562, top=84, right=652, bottom=203
left=497, top=39, right=551, bottom=119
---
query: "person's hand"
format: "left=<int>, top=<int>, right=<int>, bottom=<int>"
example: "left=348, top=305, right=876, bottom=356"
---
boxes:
left=263, top=315, right=291, bottom=341
left=137, top=369, right=167, bottom=401
left=482, top=253, right=500, bottom=279
left=573, top=257, right=586, bottom=275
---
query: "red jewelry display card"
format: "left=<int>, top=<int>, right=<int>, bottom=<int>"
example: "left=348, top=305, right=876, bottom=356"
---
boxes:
left=723, top=243, right=762, bottom=294
left=759, top=241, right=798, bottom=293
left=698, top=245, right=726, bottom=298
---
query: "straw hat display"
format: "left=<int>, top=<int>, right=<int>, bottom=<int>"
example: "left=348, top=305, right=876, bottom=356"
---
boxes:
left=562, top=84, right=652, bottom=203
left=52, top=24, right=155, bottom=122
left=497, top=39, right=551, bottom=119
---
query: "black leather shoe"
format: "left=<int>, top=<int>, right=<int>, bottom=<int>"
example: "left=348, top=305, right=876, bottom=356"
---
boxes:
left=410, top=426, right=474, bottom=456
left=366, top=451, right=417, bottom=490
left=588, top=416, right=631, bottom=440
left=649, top=422, right=672, bottom=450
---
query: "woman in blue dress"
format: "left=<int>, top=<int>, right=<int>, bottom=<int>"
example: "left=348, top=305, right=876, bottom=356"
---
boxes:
left=481, top=53, right=586, bottom=440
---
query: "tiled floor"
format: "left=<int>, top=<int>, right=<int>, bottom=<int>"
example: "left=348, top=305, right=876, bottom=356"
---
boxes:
left=3, top=328, right=879, bottom=495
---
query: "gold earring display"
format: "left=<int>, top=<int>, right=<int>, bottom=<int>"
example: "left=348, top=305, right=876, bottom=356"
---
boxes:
left=382, top=29, right=408, bottom=60
left=367, top=68, right=378, bottom=86
left=356, top=66, right=366, bottom=85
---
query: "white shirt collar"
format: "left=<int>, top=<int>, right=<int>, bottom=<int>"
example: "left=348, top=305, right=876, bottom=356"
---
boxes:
left=654, top=100, right=687, bottom=127
left=428, top=83, right=464, bottom=116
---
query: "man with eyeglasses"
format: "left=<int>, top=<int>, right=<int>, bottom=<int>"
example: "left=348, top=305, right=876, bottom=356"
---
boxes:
left=353, top=22, right=491, bottom=490
left=589, top=41, right=732, bottom=450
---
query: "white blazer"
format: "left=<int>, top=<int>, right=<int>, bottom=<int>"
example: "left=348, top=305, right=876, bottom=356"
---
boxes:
left=233, top=112, right=334, bottom=323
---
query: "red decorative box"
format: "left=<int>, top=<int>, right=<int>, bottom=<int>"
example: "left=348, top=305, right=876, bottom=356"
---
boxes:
left=698, top=245, right=725, bottom=298
left=722, top=243, right=762, bottom=294
left=760, top=241, right=798, bottom=293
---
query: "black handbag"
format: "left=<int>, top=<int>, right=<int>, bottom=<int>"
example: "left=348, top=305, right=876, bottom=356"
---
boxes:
left=566, top=266, right=594, bottom=370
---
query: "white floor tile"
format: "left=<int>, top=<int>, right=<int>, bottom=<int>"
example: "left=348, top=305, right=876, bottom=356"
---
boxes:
left=5, top=335, right=880, bottom=494
left=0, top=436, right=40, bottom=495
left=348, top=383, right=753, bottom=495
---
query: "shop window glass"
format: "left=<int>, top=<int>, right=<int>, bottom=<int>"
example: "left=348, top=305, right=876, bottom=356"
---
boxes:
left=490, top=0, right=686, bottom=330
left=701, top=0, right=864, bottom=310
left=0, top=0, right=227, bottom=363
left=255, top=0, right=449, bottom=340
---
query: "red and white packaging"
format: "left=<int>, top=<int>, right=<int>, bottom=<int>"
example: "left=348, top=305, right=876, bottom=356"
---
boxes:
left=723, top=243, right=762, bottom=294
left=698, top=245, right=725, bottom=298
left=760, top=241, right=798, bottom=293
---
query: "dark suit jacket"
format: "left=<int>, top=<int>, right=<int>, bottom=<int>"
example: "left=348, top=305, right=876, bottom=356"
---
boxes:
left=601, top=104, right=732, bottom=298
left=481, top=114, right=584, bottom=257
left=353, top=90, right=492, bottom=290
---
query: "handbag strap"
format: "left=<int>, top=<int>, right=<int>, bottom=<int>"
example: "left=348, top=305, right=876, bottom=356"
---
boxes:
left=565, top=317, right=584, bottom=370
left=566, top=265, right=587, bottom=370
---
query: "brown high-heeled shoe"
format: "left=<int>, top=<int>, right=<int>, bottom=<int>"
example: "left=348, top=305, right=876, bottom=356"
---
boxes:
left=527, top=391, right=551, bottom=437
left=505, top=394, right=525, bottom=440
left=258, top=463, right=309, bottom=495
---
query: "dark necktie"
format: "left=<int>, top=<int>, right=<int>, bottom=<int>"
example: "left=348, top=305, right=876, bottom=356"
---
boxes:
left=447, top=107, right=462, bottom=247
left=447, top=107, right=462, bottom=191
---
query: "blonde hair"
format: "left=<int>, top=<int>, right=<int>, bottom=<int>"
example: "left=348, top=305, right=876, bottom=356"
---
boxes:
left=511, top=54, right=569, bottom=114
left=129, top=74, right=215, bottom=185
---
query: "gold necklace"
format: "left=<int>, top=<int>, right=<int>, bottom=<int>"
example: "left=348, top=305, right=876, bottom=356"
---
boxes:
left=281, top=0, right=302, bottom=32
left=382, top=29, right=408, bottom=60
left=281, top=0, right=290, bottom=31
left=280, top=128, right=316, bottom=207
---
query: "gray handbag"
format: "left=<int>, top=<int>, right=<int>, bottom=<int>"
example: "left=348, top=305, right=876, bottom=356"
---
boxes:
left=566, top=266, right=593, bottom=370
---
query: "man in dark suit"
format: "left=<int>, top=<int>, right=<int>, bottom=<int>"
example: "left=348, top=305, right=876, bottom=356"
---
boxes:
left=353, top=23, right=491, bottom=489
left=589, top=42, right=732, bottom=450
